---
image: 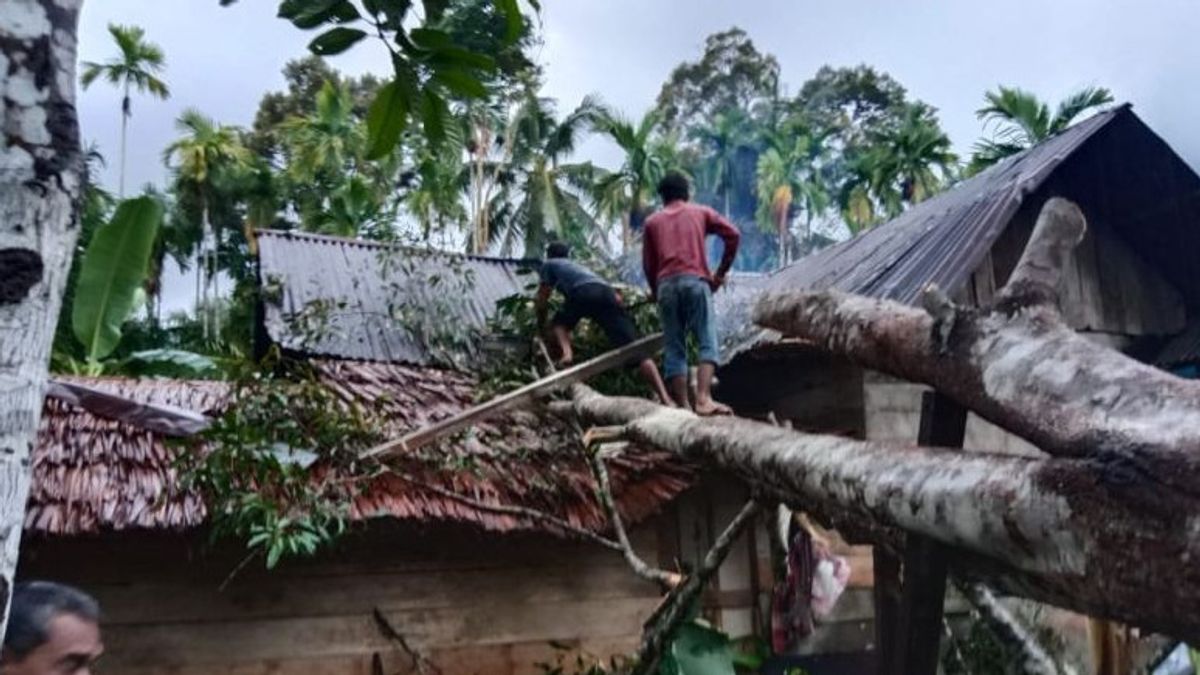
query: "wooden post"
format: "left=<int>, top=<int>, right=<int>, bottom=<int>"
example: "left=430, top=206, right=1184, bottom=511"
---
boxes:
left=894, top=391, right=968, bottom=675
left=873, top=546, right=902, bottom=675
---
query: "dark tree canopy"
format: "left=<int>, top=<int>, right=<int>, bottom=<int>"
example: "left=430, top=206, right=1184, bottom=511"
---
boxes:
left=794, top=64, right=928, bottom=150
left=248, top=57, right=382, bottom=163
left=654, top=28, right=780, bottom=134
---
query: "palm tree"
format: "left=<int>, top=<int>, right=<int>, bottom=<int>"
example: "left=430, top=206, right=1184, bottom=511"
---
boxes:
left=280, top=80, right=401, bottom=237
left=691, top=109, right=750, bottom=218
left=591, top=107, right=671, bottom=254
left=755, top=121, right=830, bottom=267
left=969, top=85, right=1113, bottom=173
left=163, top=109, right=249, bottom=340
left=81, top=24, right=169, bottom=197
left=840, top=106, right=956, bottom=232
left=280, top=81, right=363, bottom=183
left=488, top=94, right=606, bottom=256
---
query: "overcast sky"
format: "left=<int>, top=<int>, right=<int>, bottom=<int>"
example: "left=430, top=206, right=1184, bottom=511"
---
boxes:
left=76, top=0, right=1200, bottom=311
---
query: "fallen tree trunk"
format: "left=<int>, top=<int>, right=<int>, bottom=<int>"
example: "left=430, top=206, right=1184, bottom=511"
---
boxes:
left=753, top=198, right=1200, bottom=495
left=0, top=0, right=85, bottom=635
left=568, top=385, right=1200, bottom=642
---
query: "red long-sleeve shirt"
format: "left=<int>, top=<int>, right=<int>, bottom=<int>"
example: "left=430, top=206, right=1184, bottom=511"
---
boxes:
left=642, top=202, right=741, bottom=294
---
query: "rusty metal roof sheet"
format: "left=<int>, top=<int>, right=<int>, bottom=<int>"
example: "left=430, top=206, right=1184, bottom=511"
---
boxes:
left=723, top=105, right=1200, bottom=361
left=257, top=230, right=538, bottom=364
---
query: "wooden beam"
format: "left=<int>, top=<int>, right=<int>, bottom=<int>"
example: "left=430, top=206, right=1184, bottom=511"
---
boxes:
left=361, top=333, right=664, bottom=459
left=895, top=391, right=967, bottom=675
left=872, top=547, right=902, bottom=675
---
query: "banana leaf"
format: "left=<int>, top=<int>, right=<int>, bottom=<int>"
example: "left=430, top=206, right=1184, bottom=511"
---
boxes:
left=71, top=197, right=163, bottom=364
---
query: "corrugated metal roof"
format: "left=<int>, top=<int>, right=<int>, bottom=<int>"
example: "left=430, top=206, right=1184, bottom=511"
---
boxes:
left=724, top=105, right=1200, bottom=361
left=258, top=230, right=537, bottom=364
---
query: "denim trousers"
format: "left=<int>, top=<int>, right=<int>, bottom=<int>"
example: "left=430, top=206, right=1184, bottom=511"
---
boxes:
left=656, top=274, right=719, bottom=379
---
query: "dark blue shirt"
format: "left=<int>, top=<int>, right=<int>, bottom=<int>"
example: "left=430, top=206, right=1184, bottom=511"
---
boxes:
left=539, top=258, right=607, bottom=297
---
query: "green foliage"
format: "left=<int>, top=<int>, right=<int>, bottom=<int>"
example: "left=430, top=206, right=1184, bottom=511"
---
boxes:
left=481, top=275, right=667, bottom=401
left=226, top=0, right=535, bottom=159
left=654, top=28, right=780, bottom=135
left=659, top=621, right=736, bottom=675
left=80, top=24, right=170, bottom=100
left=969, top=85, right=1113, bottom=173
left=182, top=357, right=384, bottom=569
left=71, top=196, right=164, bottom=368
left=485, top=92, right=609, bottom=256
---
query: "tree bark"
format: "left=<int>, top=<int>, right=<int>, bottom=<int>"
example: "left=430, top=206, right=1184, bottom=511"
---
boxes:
left=754, top=197, right=1200, bottom=496
left=0, top=0, right=84, bottom=634
left=568, top=385, right=1200, bottom=642
left=956, top=582, right=1061, bottom=675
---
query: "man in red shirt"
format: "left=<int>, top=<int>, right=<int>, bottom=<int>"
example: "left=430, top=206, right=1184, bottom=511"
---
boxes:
left=642, top=171, right=740, bottom=415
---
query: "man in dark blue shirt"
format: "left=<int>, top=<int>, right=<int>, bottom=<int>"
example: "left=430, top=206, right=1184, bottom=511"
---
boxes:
left=535, top=242, right=672, bottom=405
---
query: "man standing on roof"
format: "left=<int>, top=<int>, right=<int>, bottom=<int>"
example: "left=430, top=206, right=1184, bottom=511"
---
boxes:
left=535, top=241, right=674, bottom=405
left=643, top=171, right=740, bottom=415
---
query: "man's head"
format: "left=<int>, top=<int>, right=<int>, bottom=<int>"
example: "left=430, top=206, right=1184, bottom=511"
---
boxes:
left=546, top=241, right=571, bottom=259
left=2, top=582, right=102, bottom=675
left=656, top=172, right=690, bottom=205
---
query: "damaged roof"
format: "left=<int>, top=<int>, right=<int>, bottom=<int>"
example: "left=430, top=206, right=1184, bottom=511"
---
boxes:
left=257, top=229, right=538, bottom=365
left=723, top=105, right=1200, bottom=361
left=30, top=369, right=690, bottom=537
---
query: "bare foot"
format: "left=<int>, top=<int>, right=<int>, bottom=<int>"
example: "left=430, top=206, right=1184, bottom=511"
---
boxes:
left=694, top=399, right=733, bottom=416
left=557, top=356, right=574, bottom=368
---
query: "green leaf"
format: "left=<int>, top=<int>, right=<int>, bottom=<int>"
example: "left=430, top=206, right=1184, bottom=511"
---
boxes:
left=308, top=27, right=367, bottom=55
left=420, top=89, right=449, bottom=146
left=495, top=0, right=523, bottom=44
left=432, top=68, right=488, bottom=99
left=122, top=349, right=218, bottom=377
left=409, top=27, right=454, bottom=50
left=422, top=0, right=449, bottom=21
left=72, top=197, right=163, bottom=364
left=266, top=540, right=284, bottom=569
left=366, top=79, right=409, bottom=159
left=666, top=622, right=736, bottom=675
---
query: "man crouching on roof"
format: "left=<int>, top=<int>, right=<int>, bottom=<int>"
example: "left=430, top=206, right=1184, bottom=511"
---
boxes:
left=535, top=241, right=674, bottom=406
left=642, top=171, right=740, bottom=416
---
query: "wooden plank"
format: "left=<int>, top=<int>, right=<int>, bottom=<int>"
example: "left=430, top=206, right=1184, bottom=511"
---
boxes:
left=872, top=547, right=901, bottom=675
left=109, top=637, right=643, bottom=675
left=362, top=333, right=664, bottom=458
left=22, top=525, right=661, bottom=586
left=88, top=557, right=658, bottom=625
left=893, top=391, right=967, bottom=675
left=99, top=596, right=656, bottom=667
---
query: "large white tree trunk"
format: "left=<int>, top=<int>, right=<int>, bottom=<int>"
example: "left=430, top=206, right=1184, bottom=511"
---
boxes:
left=568, top=385, right=1200, bottom=641
left=753, top=198, right=1200, bottom=495
left=0, top=0, right=84, bottom=634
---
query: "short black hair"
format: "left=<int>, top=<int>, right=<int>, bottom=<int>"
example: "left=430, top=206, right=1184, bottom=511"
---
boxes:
left=657, top=171, right=690, bottom=204
left=546, top=241, right=570, bottom=259
left=5, top=581, right=100, bottom=659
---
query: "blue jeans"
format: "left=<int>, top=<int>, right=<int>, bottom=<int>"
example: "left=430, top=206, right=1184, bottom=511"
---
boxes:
left=657, top=274, right=720, bottom=380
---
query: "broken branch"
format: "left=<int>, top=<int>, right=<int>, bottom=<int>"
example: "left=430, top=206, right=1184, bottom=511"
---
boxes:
left=630, top=499, right=761, bottom=675
left=956, top=582, right=1061, bottom=675
left=387, top=470, right=623, bottom=552
left=586, top=445, right=682, bottom=589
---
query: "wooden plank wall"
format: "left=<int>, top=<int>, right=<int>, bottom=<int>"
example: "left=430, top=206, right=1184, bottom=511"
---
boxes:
left=987, top=208, right=1186, bottom=336
left=18, top=524, right=664, bottom=675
